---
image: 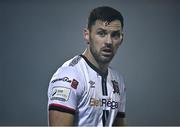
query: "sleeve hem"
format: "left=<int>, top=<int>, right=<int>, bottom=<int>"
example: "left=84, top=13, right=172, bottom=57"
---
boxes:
left=48, top=103, right=75, bottom=115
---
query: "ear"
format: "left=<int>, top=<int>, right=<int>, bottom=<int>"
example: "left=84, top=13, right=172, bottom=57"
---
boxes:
left=83, top=28, right=90, bottom=44
left=119, top=32, right=124, bottom=45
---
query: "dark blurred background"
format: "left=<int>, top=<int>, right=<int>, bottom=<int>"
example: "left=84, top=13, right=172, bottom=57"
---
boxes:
left=0, top=0, right=179, bottom=125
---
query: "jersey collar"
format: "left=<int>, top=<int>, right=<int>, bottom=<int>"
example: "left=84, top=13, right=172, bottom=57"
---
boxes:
left=80, top=55, right=108, bottom=77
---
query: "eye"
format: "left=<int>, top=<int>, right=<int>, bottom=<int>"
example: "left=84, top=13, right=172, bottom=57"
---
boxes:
left=97, top=31, right=107, bottom=37
left=111, top=32, right=121, bottom=39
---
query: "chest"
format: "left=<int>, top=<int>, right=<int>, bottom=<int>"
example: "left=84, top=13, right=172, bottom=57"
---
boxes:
left=83, top=74, right=121, bottom=111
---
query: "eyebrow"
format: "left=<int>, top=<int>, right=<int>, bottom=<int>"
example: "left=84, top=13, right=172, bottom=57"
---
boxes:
left=96, top=28, right=121, bottom=33
left=96, top=28, right=107, bottom=31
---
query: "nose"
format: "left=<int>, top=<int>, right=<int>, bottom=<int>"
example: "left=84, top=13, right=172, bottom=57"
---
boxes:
left=106, top=34, right=113, bottom=45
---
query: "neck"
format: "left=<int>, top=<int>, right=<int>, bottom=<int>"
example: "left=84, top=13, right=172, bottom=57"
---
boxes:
left=82, top=48, right=109, bottom=73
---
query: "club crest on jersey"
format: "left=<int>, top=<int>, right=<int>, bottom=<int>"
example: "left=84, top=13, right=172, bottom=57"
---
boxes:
left=89, top=80, right=95, bottom=88
left=112, top=80, right=120, bottom=94
left=71, top=79, right=78, bottom=89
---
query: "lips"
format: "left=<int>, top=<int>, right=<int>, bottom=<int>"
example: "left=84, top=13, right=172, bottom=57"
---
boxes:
left=101, top=48, right=113, bottom=56
left=103, top=48, right=112, bottom=52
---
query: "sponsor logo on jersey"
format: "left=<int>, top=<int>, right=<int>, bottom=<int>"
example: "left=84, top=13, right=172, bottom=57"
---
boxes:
left=51, top=77, right=79, bottom=89
left=89, top=80, right=95, bottom=88
left=71, top=79, right=78, bottom=89
left=69, top=55, right=82, bottom=66
left=50, top=86, right=71, bottom=102
left=89, top=98, right=118, bottom=109
left=112, top=80, right=120, bottom=94
left=51, top=77, right=71, bottom=83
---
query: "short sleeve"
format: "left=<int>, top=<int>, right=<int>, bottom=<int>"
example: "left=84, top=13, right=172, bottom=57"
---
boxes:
left=48, top=67, right=81, bottom=115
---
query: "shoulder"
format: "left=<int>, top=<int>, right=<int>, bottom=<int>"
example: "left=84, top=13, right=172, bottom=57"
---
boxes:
left=109, top=67, right=124, bottom=80
left=62, top=55, right=83, bottom=67
left=50, top=66, right=80, bottom=84
left=48, top=66, right=83, bottom=99
left=49, top=55, right=84, bottom=91
left=51, top=55, right=83, bottom=82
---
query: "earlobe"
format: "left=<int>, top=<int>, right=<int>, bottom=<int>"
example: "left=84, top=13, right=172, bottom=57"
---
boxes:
left=120, top=33, right=124, bottom=43
left=83, top=28, right=90, bottom=44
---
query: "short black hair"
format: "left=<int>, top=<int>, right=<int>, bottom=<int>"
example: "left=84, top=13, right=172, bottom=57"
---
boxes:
left=87, top=6, right=124, bottom=30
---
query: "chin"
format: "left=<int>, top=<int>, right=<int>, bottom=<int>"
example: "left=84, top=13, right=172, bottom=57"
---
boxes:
left=99, top=57, right=113, bottom=64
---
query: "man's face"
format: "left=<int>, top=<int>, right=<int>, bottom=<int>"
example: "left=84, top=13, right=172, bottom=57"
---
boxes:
left=87, top=20, right=123, bottom=64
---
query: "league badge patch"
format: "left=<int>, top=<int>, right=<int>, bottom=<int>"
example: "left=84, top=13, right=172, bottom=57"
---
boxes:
left=51, top=86, right=71, bottom=102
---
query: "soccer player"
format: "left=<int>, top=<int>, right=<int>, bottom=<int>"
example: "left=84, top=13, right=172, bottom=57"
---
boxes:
left=48, top=6, right=126, bottom=126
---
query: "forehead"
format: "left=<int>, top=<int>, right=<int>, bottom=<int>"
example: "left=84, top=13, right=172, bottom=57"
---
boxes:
left=92, top=20, right=122, bottom=31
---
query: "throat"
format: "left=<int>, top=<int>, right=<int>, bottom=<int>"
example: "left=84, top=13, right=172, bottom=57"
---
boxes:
left=83, top=49, right=109, bottom=72
left=98, top=64, right=108, bottom=74
left=82, top=49, right=108, bottom=76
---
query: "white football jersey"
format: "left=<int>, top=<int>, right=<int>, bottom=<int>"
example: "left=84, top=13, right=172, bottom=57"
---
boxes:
left=48, top=55, right=126, bottom=126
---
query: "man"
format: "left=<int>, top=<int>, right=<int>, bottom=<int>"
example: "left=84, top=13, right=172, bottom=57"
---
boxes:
left=48, top=6, right=126, bottom=126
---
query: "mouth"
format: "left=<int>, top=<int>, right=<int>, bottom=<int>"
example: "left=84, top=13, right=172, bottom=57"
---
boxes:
left=101, top=48, right=113, bottom=56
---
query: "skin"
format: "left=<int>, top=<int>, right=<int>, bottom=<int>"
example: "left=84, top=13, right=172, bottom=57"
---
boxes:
left=83, top=20, right=123, bottom=73
left=49, top=20, right=125, bottom=126
left=49, top=110, right=74, bottom=126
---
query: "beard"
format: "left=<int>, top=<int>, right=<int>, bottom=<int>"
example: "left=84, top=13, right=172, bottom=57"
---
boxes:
left=90, top=46, right=113, bottom=64
left=89, top=37, right=115, bottom=65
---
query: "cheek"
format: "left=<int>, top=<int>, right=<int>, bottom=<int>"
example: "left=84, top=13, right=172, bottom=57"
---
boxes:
left=94, top=35, right=105, bottom=43
left=91, top=35, right=104, bottom=47
left=114, top=41, right=121, bottom=48
left=113, top=41, right=121, bottom=49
